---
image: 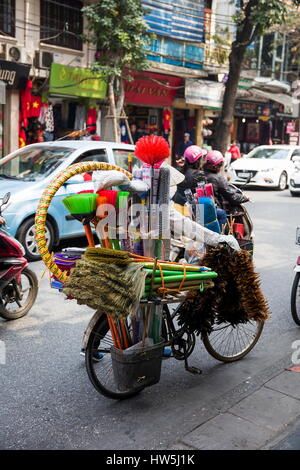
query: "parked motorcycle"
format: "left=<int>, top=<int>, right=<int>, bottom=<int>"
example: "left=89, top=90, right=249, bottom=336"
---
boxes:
left=221, top=181, right=254, bottom=253
left=290, top=227, right=300, bottom=326
left=0, top=192, right=38, bottom=320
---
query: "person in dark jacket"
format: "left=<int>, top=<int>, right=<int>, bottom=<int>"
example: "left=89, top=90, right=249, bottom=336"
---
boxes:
left=203, top=150, right=249, bottom=209
left=173, top=145, right=207, bottom=206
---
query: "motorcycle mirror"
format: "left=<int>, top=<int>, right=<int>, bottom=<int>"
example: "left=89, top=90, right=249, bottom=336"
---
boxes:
left=1, top=192, right=10, bottom=206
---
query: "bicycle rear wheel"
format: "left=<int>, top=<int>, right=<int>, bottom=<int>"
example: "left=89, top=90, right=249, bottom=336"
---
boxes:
left=85, top=314, right=144, bottom=399
left=202, top=320, right=264, bottom=362
left=291, top=272, right=300, bottom=326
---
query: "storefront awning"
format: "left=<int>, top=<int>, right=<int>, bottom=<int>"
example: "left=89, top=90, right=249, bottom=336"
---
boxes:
left=249, top=88, right=300, bottom=115
left=49, top=63, right=107, bottom=99
left=0, top=80, right=5, bottom=104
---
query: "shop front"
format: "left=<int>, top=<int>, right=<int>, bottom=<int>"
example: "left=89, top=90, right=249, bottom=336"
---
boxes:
left=123, top=71, right=182, bottom=153
left=234, top=99, right=299, bottom=154
left=0, top=59, right=30, bottom=155
left=43, top=63, right=107, bottom=141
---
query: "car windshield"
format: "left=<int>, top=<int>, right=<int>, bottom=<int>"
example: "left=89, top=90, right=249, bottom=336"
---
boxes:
left=247, top=148, right=290, bottom=160
left=112, top=149, right=142, bottom=170
left=0, top=147, right=73, bottom=181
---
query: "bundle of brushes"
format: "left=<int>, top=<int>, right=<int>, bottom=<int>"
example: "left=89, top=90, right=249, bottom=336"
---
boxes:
left=141, top=262, right=217, bottom=299
left=135, top=135, right=170, bottom=259
left=62, top=193, right=98, bottom=247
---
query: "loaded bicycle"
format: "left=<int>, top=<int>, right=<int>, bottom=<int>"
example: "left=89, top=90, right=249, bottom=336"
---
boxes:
left=34, top=151, right=268, bottom=400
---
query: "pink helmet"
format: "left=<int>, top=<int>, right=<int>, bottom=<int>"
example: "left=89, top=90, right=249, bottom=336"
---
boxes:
left=205, top=150, right=224, bottom=167
left=184, top=145, right=207, bottom=164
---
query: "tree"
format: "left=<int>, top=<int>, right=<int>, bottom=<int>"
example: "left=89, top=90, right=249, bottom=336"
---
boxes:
left=82, top=0, right=149, bottom=141
left=214, top=0, right=300, bottom=155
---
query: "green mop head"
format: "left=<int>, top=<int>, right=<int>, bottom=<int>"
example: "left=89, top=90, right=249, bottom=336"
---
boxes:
left=62, top=193, right=98, bottom=223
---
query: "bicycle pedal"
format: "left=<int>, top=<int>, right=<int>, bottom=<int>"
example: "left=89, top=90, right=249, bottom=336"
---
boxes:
left=185, top=366, right=202, bottom=375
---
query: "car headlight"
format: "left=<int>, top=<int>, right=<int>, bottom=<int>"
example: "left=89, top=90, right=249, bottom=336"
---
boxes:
left=290, top=179, right=295, bottom=187
left=261, top=168, right=275, bottom=172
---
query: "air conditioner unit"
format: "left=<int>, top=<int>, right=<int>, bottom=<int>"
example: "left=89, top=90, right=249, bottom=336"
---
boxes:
left=0, top=44, right=29, bottom=64
left=33, top=51, right=54, bottom=69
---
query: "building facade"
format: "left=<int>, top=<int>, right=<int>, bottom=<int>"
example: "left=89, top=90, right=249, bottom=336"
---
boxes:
left=1, top=0, right=299, bottom=158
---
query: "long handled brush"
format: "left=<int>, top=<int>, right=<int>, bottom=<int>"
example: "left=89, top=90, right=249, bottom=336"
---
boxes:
left=135, top=136, right=170, bottom=258
left=62, top=193, right=97, bottom=247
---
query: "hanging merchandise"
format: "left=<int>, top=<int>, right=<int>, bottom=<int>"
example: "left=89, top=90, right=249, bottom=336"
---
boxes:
left=163, top=108, right=171, bottom=133
left=86, top=107, right=97, bottom=133
left=30, top=95, right=42, bottom=118
left=20, top=79, right=32, bottom=128
left=177, top=244, right=270, bottom=335
left=19, top=120, right=26, bottom=148
left=74, top=105, right=86, bottom=130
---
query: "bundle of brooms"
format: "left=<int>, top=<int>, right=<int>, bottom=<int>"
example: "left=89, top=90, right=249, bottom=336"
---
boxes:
left=177, top=244, right=271, bottom=336
left=63, top=248, right=218, bottom=311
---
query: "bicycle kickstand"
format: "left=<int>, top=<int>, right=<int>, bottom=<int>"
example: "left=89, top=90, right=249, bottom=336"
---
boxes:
left=183, top=342, right=202, bottom=375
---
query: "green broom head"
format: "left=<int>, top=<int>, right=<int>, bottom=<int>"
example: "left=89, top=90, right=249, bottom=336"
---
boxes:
left=116, top=191, right=129, bottom=209
left=62, top=193, right=97, bottom=223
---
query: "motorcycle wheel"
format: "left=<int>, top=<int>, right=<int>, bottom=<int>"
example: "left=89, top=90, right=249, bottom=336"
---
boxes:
left=291, top=272, right=300, bottom=326
left=0, top=268, right=38, bottom=320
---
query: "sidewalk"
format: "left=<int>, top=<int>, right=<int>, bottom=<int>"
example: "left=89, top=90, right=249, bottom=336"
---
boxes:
left=168, top=332, right=300, bottom=450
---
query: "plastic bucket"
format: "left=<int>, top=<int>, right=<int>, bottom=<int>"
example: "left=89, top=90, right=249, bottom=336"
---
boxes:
left=111, top=342, right=164, bottom=391
left=233, top=223, right=244, bottom=239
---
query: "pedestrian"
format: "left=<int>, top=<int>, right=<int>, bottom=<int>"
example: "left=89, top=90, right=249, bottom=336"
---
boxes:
left=228, top=140, right=241, bottom=163
left=177, top=132, right=193, bottom=157
left=173, top=145, right=207, bottom=206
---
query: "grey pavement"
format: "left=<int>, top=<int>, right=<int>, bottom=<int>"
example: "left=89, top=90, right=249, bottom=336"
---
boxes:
left=1, top=188, right=300, bottom=450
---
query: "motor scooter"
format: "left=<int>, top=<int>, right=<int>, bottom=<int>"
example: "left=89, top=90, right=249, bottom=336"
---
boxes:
left=0, top=192, right=38, bottom=320
left=291, top=227, right=300, bottom=326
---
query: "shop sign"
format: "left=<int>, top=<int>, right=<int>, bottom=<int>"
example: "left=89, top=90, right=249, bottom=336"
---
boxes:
left=185, top=79, right=224, bottom=108
left=49, top=63, right=107, bottom=99
left=0, top=59, right=30, bottom=90
left=286, top=122, right=295, bottom=134
left=235, top=100, right=273, bottom=117
left=124, top=72, right=182, bottom=107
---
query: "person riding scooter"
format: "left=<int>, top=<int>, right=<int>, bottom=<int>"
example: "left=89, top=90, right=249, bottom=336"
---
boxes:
left=173, top=145, right=207, bottom=206
left=203, top=150, right=249, bottom=210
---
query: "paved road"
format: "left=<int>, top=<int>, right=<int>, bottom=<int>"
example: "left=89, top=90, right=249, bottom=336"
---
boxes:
left=1, top=188, right=300, bottom=450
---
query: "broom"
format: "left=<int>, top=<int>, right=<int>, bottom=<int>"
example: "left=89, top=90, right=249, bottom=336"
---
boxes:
left=97, top=190, right=118, bottom=249
left=135, top=135, right=170, bottom=258
left=62, top=193, right=97, bottom=247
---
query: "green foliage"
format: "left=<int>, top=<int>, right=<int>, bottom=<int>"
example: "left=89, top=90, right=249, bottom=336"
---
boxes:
left=82, top=0, right=150, bottom=79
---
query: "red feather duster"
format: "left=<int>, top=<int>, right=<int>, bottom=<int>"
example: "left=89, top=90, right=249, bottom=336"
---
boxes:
left=135, top=135, right=170, bottom=166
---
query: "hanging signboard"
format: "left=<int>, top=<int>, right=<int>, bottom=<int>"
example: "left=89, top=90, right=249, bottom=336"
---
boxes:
left=49, top=63, right=107, bottom=99
left=0, top=59, right=30, bottom=90
left=185, top=79, right=224, bottom=108
left=124, top=72, right=182, bottom=107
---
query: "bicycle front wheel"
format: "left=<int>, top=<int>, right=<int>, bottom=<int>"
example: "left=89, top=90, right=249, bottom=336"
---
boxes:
left=291, top=272, right=300, bottom=326
left=85, top=314, right=143, bottom=399
left=202, top=320, right=264, bottom=363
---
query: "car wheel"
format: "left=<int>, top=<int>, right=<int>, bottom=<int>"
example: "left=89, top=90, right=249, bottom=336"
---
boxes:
left=277, top=172, right=287, bottom=191
left=17, top=218, right=54, bottom=262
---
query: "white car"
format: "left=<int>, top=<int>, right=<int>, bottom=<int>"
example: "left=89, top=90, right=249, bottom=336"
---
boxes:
left=289, top=156, right=300, bottom=197
left=228, top=145, right=300, bottom=190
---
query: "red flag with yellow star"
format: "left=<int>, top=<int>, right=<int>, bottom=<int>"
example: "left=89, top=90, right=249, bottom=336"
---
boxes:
left=30, top=95, right=42, bottom=118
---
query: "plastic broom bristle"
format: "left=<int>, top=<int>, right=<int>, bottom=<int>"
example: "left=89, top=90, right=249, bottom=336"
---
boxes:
left=62, top=193, right=97, bottom=215
left=135, top=135, right=170, bottom=166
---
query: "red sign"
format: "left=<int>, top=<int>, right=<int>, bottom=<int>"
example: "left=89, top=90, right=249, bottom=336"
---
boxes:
left=286, top=122, right=295, bottom=134
left=124, top=72, right=182, bottom=107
